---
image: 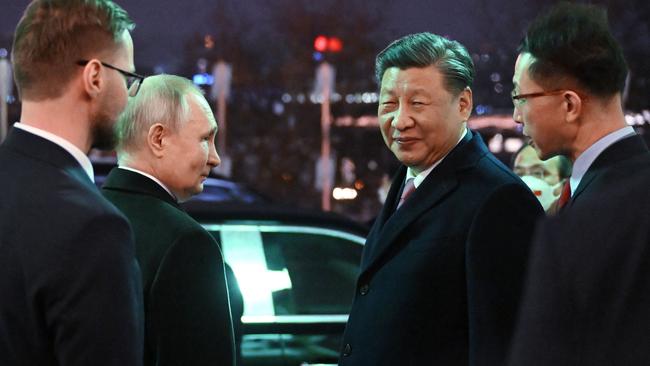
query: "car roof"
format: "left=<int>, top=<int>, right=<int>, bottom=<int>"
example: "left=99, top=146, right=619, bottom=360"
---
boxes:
left=182, top=201, right=369, bottom=237
left=92, top=159, right=367, bottom=236
left=92, top=159, right=269, bottom=204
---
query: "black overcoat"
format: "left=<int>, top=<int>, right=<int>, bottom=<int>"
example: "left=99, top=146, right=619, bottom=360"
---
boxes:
left=340, top=131, right=543, bottom=366
left=102, top=168, right=235, bottom=366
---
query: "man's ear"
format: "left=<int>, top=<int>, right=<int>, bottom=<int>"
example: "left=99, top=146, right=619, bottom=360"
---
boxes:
left=563, top=90, right=583, bottom=123
left=458, top=87, right=473, bottom=121
left=147, top=123, right=166, bottom=158
left=81, top=59, right=103, bottom=98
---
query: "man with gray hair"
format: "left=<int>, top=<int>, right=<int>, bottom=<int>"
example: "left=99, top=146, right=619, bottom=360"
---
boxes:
left=339, top=32, right=542, bottom=366
left=101, top=74, right=235, bottom=366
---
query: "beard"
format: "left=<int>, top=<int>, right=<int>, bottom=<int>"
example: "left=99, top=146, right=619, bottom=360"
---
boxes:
left=90, top=119, right=117, bottom=150
left=90, top=94, right=122, bottom=151
left=90, top=112, right=117, bottom=150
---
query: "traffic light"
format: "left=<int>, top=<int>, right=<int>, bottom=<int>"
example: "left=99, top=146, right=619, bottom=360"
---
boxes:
left=314, top=35, right=328, bottom=52
left=313, top=35, right=343, bottom=53
left=327, top=37, right=342, bottom=53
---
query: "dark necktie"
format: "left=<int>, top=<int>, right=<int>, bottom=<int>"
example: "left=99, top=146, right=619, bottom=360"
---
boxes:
left=557, top=180, right=572, bottom=209
left=397, top=179, right=416, bottom=209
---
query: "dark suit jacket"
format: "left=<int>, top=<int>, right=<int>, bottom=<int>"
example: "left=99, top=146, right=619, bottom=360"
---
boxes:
left=101, top=168, right=235, bottom=366
left=339, top=131, right=544, bottom=366
left=0, top=128, right=144, bottom=366
left=508, top=134, right=650, bottom=365
left=567, top=134, right=647, bottom=209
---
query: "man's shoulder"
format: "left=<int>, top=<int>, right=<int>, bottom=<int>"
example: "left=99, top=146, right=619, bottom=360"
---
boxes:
left=453, top=150, right=541, bottom=214
left=549, top=163, right=650, bottom=241
left=2, top=155, right=118, bottom=219
left=607, top=148, right=650, bottom=175
left=0, top=142, right=62, bottom=181
left=0, top=162, right=130, bottom=264
left=581, top=151, right=650, bottom=200
left=105, top=188, right=205, bottom=237
left=458, top=149, right=526, bottom=192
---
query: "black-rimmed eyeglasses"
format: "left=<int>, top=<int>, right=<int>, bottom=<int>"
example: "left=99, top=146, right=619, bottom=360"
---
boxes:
left=76, top=60, right=145, bottom=97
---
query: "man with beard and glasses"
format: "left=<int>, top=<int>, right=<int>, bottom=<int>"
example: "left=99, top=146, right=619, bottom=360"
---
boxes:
left=102, top=75, right=235, bottom=366
left=0, top=1, right=144, bottom=365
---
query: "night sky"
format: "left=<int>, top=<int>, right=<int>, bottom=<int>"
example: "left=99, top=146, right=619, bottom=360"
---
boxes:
left=1, top=0, right=648, bottom=218
left=1, top=0, right=648, bottom=109
left=1, top=0, right=524, bottom=72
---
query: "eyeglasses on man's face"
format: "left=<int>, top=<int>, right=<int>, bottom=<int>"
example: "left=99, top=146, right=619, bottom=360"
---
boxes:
left=510, top=89, right=568, bottom=107
left=76, top=60, right=145, bottom=97
left=511, top=88, right=587, bottom=108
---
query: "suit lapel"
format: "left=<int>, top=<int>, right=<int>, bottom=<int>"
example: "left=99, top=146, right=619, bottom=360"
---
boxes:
left=361, top=130, right=486, bottom=274
left=102, top=168, right=180, bottom=209
left=572, top=134, right=649, bottom=203
left=361, top=170, right=458, bottom=272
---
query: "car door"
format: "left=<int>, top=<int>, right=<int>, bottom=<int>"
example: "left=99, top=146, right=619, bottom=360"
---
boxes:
left=204, top=222, right=364, bottom=366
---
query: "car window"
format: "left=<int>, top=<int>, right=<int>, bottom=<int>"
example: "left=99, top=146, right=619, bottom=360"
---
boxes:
left=204, top=224, right=364, bottom=321
left=262, top=231, right=362, bottom=315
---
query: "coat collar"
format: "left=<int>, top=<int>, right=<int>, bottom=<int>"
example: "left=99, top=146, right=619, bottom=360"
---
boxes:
left=2, top=127, right=95, bottom=189
left=102, top=167, right=180, bottom=209
left=572, top=134, right=649, bottom=203
left=361, top=130, right=489, bottom=272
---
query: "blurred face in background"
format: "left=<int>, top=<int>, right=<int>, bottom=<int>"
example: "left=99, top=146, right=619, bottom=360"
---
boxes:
left=514, top=144, right=566, bottom=210
left=514, top=145, right=563, bottom=186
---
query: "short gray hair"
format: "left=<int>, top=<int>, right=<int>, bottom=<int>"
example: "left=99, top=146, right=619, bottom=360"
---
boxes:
left=115, top=74, right=208, bottom=154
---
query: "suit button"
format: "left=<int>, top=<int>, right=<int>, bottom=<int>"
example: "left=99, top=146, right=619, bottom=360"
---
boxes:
left=343, top=343, right=352, bottom=356
left=359, top=284, right=369, bottom=295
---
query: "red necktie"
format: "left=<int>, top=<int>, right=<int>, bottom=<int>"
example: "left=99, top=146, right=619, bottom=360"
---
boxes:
left=557, top=180, right=572, bottom=209
left=397, top=179, right=416, bottom=209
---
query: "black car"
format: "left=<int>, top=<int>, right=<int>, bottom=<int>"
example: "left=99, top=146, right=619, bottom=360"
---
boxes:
left=92, top=159, right=269, bottom=204
left=184, top=201, right=367, bottom=366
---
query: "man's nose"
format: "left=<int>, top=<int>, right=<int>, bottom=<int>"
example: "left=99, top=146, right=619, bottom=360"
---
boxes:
left=208, top=142, right=220, bottom=168
left=391, top=106, right=413, bottom=130
left=513, top=106, right=523, bottom=124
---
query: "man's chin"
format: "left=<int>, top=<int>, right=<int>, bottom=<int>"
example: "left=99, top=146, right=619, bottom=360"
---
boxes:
left=90, top=120, right=117, bottom=151
left=535, top=147, right=557, bottom=162
left=178, top=185, right=203, bottom=203
left=529, top=140, right=547, bottom=158
left=393, top=151, right=419, bottom=167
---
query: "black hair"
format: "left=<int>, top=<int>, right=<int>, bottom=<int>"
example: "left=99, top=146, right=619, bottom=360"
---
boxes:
left=518, top=2, right=627, bottom=96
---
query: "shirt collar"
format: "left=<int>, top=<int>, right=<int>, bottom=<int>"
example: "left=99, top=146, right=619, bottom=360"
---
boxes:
left=14, top=122, right=95, bottom=182
left=570, top=125, right=635, bottom=195
left=406, top=127, right=468, bottom=188
left=118, top=166, right=177, bottom=200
